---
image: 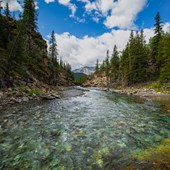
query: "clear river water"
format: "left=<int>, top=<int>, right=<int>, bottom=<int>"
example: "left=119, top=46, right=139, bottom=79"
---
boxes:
left=0, top=87, right=170, bottom=169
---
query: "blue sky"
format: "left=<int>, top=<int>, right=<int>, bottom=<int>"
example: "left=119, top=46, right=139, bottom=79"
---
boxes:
left=3, top=0, right=170, bottom=68
left=38, top=0, right=170, bottom=38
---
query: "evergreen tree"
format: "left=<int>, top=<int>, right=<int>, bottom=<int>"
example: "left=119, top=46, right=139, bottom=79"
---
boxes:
left=22, top=0, right=38, bottom=53
left=0, top=12, right=8, bottom=48
left=105, top=50, right=110, bottom=85
left=23, top=0, right=37, bottom=31
left=48, top=31, right=59, bottom=85
left=110, top=45, right=119, bottom=83
left=0, top=0, right=3, bottom=15
left=95, top=59, right=99, bottom=72
left=158, top=33, right=170, bottom=82
left=120, top=44, right=129, bottom=85
left=4, top=3, right=11, bottom=18
left=49, top=30, right=58, bottom=60
left=150, top=12, right=163, bottom=77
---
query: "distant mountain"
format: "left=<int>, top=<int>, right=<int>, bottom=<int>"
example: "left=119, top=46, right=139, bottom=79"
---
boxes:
left=73, top=66, right=95, bottom=75
left=73, top=73, right=87, bottom=79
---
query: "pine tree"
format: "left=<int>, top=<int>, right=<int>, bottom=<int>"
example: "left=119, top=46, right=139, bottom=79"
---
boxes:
left=120, top=43, right=129, bottom=85
left=49, top=30, right=58, bottom=60
left=95, top=59, right=99, bottom=72
left=150, top=12, right=163, bottom=77
left=105, top=50, right=110, bottom=85
left=158, top=33, right=170, bottom=83
left=48, top=31, right=59, bottom=85
left=126, top=31, right=147, bottom=84
left=4, top=3, right=11, bottom=18
left=23, top=0, right=37, bottom=31
left=0, top=11, right=8, bottom=48
left=110, top=45, right=119, bottom=83
left=0, top=0, right=3, bottom=15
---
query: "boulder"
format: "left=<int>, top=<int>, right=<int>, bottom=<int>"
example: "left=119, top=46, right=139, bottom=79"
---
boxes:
left=41, top=94, right=60, bottom=100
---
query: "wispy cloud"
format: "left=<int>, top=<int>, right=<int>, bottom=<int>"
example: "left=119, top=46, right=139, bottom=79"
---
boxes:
left=45, top=0, right=77, bottom=18
left=45, top=0, right=148, bottom=29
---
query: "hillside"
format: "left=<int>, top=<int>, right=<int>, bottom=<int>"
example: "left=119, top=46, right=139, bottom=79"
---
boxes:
left=0, top=14, right=73, bottom=89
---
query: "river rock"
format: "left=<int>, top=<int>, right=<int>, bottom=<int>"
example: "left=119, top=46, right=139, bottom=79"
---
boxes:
left=22, top=97, right=29, bottom=102
left=0, top=91, right=3, bottom=98
left=41, top=95, right=59, bottom=100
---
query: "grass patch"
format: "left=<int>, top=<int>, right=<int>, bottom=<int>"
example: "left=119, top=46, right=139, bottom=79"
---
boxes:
left=28, top=88, right=42, bottom=96
left=145, top=82, right=170, bottom=93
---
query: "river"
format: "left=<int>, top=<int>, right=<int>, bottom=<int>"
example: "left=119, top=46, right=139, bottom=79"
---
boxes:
left=0, top=87, right=170, bottom=169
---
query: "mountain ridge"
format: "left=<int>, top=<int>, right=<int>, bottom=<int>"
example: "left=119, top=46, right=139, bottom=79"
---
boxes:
left=73, top=66, right=95, bottom=75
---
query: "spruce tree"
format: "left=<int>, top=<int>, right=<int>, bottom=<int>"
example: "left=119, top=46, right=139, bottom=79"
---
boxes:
left=23, top=0, right=37, bottom=31
left=110, top=45, right=119, bottom=83
left=151, top=12, right=163, bottom=77
left=48, top=31, right=59, bottom=85
left=0, top=0, right=3, bottom=15
left=120, top=44, right=129, bottom=85
left=158, top=33, right=170, bottom=83
left=49, top=30, right=58, bottom=60
left=95, top=59, right=99, bottom=72
left=4, top=3, right=11, bottom=18
left=105, top=50, right=110, bottom=85
left=127, top=31, right=147, bottom=84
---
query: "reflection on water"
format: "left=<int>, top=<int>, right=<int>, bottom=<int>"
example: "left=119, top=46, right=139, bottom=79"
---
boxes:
left=0, top=88, right=170, bottom=169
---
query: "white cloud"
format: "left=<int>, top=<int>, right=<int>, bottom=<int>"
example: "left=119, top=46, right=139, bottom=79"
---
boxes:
left=53, top=30, right=130, bottom=69
left=1, top=0, right=22, bottom=11
left=44, top=0, right=148, bottom=28
left=163, top=22, right=170, bottom=32
left=85, top=0, right=114, bottom=16
left=104, top=0, right=147, bottom=29
left=58, top=0, right=70, bottom=5
left=47, top=23, right=170, bottom=69
left=83, top=0, right=147, bottom=29
left=45, top=0, right=55, bottom=3
left=35, top=1, right=39, bottom=10
left=68, top=3, right=77, bottom=18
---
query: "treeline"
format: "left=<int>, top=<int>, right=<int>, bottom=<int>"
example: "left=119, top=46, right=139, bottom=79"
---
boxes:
left=0, top=0, right=72, bottom=88
left=95, top=12, right=170, bottom=86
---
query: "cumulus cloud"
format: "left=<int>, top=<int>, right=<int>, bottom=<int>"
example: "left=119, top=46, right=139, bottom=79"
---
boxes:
left=104, top=0, right=147, bottom=29
left=83, top=0, right=147, bottom=29
left=48, top=23, right=170, bottom=69
left=44, top=0, right=148, bottom=28
left=1, top=0, right=22, bottom=11
left=53, top=30, right=129, bottom=69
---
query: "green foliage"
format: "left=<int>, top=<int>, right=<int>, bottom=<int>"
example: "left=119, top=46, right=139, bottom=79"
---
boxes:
left=150, top=12, right=163, bottom=78
left=23, top=0, right=37, bottom=31
left=0, top=4, right=73, bottom=88
left=110, top=45, right=120, bottom=83
left=158, top=33, right=170, bottom=83
left=28, top=88, right=42, bottom=96
left=74, top=74, right=87, bottom=84
left=96, top=12, right=170, bottom=86
left=95, top=59, right=99, bottom=72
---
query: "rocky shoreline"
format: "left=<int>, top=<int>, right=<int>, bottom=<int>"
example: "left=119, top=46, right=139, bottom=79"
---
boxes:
left=0, top=84, right=88, bottom=108
left=93, top=86, right=170, bottom=101
left=0, top=82, right=66, bottom=108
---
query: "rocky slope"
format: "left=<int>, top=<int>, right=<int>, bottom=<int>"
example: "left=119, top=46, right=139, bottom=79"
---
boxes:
left=84, top=72, right=107, bottom=87
left=0, top=16, right=73, bottom=89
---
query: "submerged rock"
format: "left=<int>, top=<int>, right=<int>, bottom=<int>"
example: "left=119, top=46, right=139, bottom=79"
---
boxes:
left=41, top=94, right=60, bottom=100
